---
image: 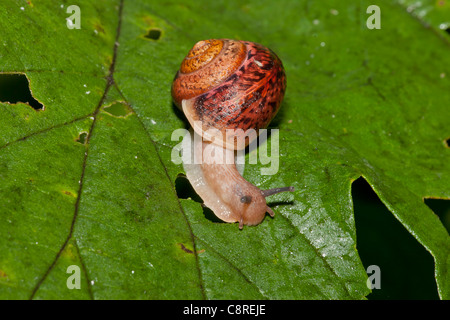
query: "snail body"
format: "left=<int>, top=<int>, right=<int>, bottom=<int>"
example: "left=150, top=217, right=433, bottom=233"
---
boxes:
left=172, top=39, right=293, bottom=228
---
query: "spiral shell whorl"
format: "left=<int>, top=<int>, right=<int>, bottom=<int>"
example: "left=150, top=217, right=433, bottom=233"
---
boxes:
left=172, top=39, right=247, bottom=107
left=180, top=39, right=223, bottom=74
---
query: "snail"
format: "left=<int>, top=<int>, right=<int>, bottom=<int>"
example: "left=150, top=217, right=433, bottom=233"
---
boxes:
left=172, top=39, right=294, bottom=229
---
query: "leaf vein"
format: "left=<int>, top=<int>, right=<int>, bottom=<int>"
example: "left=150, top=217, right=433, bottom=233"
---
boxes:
left=28, top=0, right=125, bottom=300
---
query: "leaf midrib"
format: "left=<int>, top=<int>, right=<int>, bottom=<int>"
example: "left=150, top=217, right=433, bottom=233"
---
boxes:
left=28, top=0, right=125, bottom=299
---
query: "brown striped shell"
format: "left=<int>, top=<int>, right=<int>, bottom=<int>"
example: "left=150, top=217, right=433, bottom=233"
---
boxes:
left=171, top=39, right=286, bottom=150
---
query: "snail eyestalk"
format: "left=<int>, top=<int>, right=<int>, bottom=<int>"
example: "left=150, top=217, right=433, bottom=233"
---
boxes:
left=261, top=186, right=295, bottom=198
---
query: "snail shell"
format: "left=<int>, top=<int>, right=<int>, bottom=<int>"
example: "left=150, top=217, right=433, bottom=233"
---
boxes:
left=172, top=39, right=293, bottom=228
left=172, top=39, right=286, bottom=150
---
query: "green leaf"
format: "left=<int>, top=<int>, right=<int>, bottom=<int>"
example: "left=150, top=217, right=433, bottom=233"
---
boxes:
left=0, top=0, right=448, bottom=300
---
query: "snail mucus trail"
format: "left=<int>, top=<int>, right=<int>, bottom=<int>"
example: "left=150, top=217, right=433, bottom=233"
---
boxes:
left=172, top=39, right=294, bottom=229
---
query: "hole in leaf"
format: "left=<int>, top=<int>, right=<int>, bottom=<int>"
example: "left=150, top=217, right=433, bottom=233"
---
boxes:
left=175, top=174, right=224, bottom=224
left=424, top=198, right=450, bottom=233
left=445, top=138, right=450, bottom=148
left=175, top=174, right=201, bottom=203
left=145, top=28, right=162, bottom=40
left=0, top=73, right=44, bottom=110
left=76, top=132, right=88, bottom=145
left=446, top=27, right=450, bottom=35
left=352, top=177, right=439, bottom=299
